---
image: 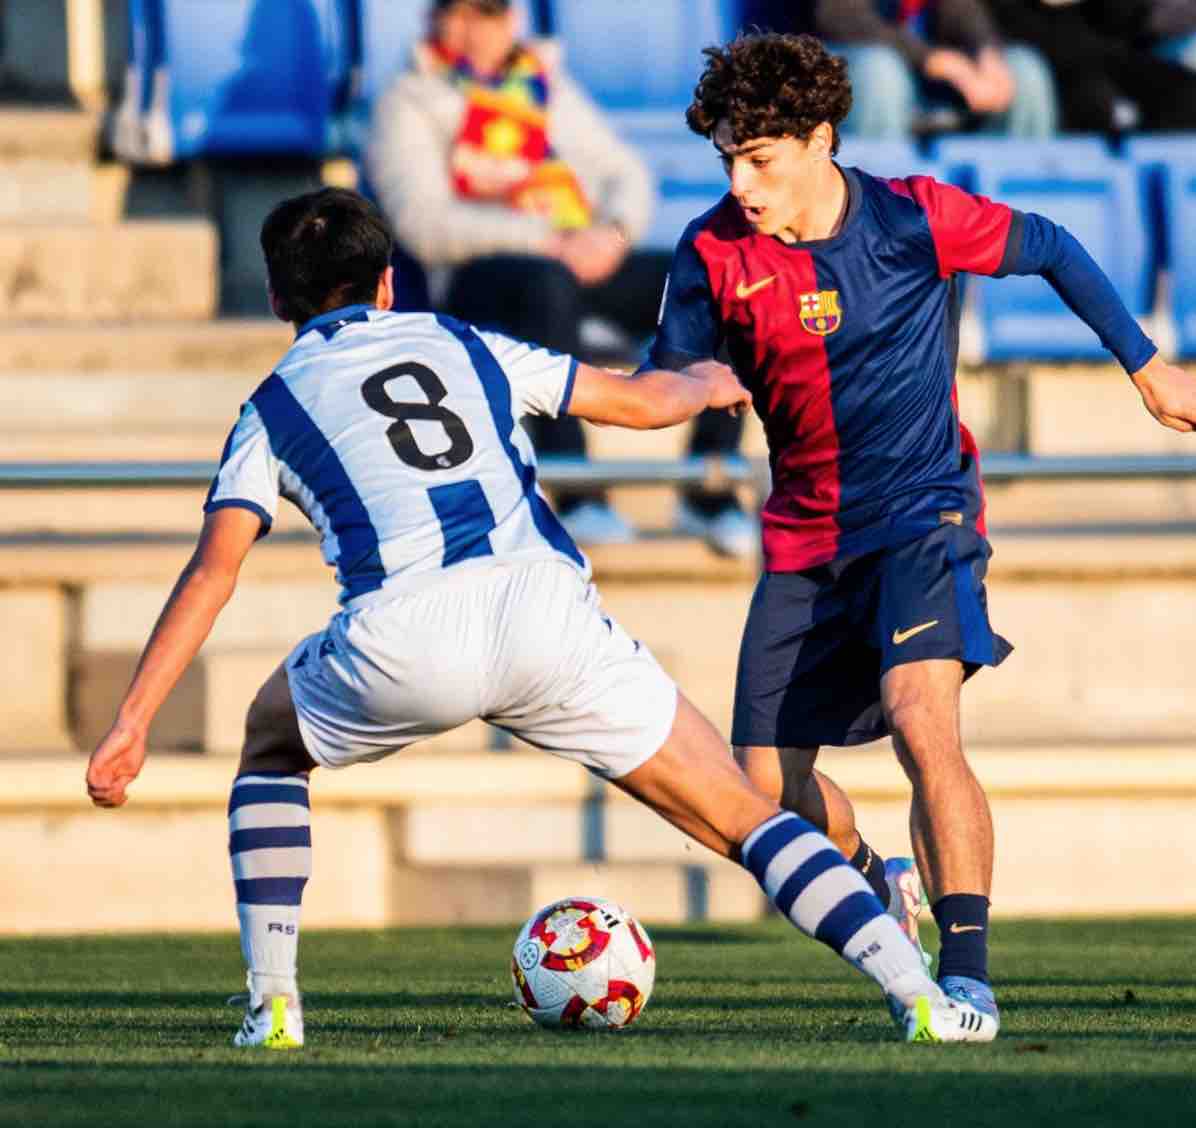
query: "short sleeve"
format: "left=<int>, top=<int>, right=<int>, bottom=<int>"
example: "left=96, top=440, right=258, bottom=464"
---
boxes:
left=647, top=223, right=721, bottom=368
left=203, top=401, right=280, bottom=536
left=906, top=176, right=1017, bottom=278
left=475, top=329, right=579, bottom=418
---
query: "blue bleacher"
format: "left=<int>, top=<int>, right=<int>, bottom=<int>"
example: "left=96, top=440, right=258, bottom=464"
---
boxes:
left=1161, top=156, right=1196, bottom=358
left=123, top=0, right=353, bottom=162
left=927, top=138, right=1150, bottom=362
left=1124, top=135, right=1196, bottom=309
left=836, top=139, right=940, bottom=180
left=546, top=0, right=739, bottom=132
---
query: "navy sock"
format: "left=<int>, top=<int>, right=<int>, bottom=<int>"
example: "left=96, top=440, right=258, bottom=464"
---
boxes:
left=932, top=893, right=990, bottom=984
left=848, top=837, right=890, bottom=910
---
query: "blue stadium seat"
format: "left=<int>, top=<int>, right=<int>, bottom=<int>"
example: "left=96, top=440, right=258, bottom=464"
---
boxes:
left=127, top=0, right=351, bottom=162
left=1125, top=134, right=1196, bottom=299
left=927, top=138, right=1149, bottom=362
left=546, top=0, right=739, bottom=131
left=836, top=139, right=940, bottom=180
left=1162, top=157, right=1196, bottom=358
left=931, top=136, right=1112, bottom=194
left=615, top=130, right=722, bottom=251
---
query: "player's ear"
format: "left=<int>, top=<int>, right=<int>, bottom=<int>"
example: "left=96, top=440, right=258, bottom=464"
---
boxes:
left=375, top=265, right=395, bottom=312
left=810, top=122, right=834, bottom=162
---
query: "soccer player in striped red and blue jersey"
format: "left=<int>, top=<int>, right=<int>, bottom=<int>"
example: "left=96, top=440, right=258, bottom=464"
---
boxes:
left=649, top=33, right=1196, bottom=1032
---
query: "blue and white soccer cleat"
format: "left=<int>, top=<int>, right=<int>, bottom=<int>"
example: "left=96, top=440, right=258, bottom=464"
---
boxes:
left=884, top=857, right=932, bottom=971
left=939, top=975, right=1000, bottom=1032
left=232, top=995, right=305, bottom=1050
left=903, top=991, right=1000, bottom=1043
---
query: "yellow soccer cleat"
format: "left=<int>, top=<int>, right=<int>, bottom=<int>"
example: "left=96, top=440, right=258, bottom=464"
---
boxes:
left=904, top=993, right=999, bottom=1043
left=233, top=994, right=305, bottom=1050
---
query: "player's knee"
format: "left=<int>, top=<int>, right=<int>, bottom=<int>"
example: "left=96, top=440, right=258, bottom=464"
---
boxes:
left=885, top=698, right=961, bottom=776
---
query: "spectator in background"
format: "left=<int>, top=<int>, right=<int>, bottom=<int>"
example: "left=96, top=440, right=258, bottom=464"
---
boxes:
left=813, top=0, right=1058, bottom=137
left=367, top=0, right=752, bottom=554
left=988, top=0, right=1196, bottom=133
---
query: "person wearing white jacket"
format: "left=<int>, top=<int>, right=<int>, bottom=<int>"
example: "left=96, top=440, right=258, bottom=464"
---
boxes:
left=367, top=0, right=752, bottom=555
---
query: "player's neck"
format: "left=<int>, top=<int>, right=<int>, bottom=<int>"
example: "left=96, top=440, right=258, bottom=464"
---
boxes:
left=776, top=163, right=848, bottom=245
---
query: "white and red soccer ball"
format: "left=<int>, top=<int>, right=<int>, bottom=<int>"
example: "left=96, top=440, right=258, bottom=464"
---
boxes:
left=510, top=897, right=656, bottom=1030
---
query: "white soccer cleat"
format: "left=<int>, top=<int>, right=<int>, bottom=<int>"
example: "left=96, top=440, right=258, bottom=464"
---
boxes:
left=232, top=995, right=305, bottom=1050
left=884, top=857, right=932, bottom=970
left=903, top=993, right=999, bottom=1043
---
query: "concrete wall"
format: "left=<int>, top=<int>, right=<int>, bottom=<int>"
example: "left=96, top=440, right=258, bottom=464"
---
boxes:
left=3, top=749, right=1193, bottom=933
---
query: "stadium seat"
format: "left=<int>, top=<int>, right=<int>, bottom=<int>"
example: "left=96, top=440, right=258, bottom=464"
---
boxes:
left=836, top=139, right=940, bottom=180
left=545, top=0, right=739, bottom=131
left=931, top=135, right=1112, bottom=194
left=928, top=138, right=1149, bottom=362
left=1125, top=135, right=1196, bottom=309
left=1160, top=155, right=1196, bottom=358
left=120, top=0, right=353, bottom=163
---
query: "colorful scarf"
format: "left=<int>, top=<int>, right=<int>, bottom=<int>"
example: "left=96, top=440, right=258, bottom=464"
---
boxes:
left=433, top=42, right=592, bottom=230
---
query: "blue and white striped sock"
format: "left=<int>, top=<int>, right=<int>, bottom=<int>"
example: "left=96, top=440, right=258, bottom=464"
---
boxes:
left=228, top=773, right=312, bottom=1005
left=743, top=812, right=934, bottom=1006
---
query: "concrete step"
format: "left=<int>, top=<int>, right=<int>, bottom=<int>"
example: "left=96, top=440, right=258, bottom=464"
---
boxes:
left=0, top=220, right=218, bottom=321
left=0, top=161, right=143, bottom=225
left=0, top=320, right=291, bottom=370
left=2, top=748, right=1193, bottom=932
left=0, top=108, right=101, bottom=161
left=59, top=544, right=1196, bottom=752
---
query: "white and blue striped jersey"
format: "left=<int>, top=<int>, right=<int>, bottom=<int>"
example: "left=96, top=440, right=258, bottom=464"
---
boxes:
left=205, top=305, right=587, bottom=605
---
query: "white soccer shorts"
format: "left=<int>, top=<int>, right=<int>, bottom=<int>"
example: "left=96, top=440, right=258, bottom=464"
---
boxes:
left=285, top=558, right=678, bottom=779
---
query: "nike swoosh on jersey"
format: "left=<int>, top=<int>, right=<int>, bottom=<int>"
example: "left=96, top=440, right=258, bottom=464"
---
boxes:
left=948, top=923, right=985, bottom=934
left=892, top=620, right=939, bottom=645
left=735, top=275, right=777, bottom=300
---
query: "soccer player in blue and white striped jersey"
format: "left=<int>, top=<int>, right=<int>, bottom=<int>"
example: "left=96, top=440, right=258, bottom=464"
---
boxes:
left=86, top=188, right=993, bottom=1046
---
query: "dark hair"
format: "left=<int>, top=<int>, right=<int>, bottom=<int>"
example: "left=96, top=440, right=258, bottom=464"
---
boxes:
left=686, top=32, right=853, bottom=155
left=260, top=187, right=394, bottom=324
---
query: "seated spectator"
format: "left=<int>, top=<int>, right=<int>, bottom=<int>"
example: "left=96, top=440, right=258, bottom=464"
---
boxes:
left=367, top=0, right=751, bottom=554
left=813, top=0, right=1058, bottom=138
left=988, top=0, right=1196, bottom=132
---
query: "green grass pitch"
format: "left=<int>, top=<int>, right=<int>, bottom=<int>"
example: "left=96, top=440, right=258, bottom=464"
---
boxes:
left=1, top=917, right=1193, bottom=1127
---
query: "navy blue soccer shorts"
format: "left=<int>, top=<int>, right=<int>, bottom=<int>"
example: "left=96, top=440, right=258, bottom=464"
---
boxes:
left=731, top=522, right=1012, bottom=749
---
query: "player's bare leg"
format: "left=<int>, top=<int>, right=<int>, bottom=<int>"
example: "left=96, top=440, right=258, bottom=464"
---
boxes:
left=735, top=744, right=927, bottom=956
left=882, top=658, right=998, bottom=1026
left=881, top=659, right=991, bottom=900
left=229, top=663, right=315, bottom=1050
left=611, top=693, right=992, bottom=1040
left=735, top=745, right=859, bottom=855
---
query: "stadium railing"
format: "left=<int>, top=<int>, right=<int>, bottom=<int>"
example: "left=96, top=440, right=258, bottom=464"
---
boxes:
left=3, top=455, right=1196, bottom=493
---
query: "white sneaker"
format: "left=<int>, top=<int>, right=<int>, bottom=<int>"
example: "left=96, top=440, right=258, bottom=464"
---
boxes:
left=903, top=992, right=1000, bottom=1043
left=675, top=500, right=757, bottom=558
left=232, top=995, right=304, bottom=1050
left=559, top=501, right=635, bottom=545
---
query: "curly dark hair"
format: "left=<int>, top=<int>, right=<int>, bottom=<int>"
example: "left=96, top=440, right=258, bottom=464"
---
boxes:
left=686, top=33, right=853, bottom=155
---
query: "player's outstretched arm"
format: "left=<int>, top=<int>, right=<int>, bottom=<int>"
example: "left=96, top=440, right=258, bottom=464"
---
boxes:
left=1131, top=353, right=1196, bottom=433
left=85, top=508, right=261, bottom=808
left=566, top=359, right=751, bottom=430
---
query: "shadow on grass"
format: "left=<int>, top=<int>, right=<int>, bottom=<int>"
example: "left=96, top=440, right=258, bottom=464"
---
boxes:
left=1, top=1060, right=1194, bottom=1128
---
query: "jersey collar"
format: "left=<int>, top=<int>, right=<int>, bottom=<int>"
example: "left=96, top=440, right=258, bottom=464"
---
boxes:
left=297, top=304, right=375, bottom=340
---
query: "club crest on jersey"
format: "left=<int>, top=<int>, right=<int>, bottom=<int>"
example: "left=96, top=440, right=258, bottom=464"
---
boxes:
left=798, top=290, right=842, bottom=336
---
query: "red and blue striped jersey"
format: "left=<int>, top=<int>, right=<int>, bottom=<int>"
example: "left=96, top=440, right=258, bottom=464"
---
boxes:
left=649, top=167, right=1154, bottom=571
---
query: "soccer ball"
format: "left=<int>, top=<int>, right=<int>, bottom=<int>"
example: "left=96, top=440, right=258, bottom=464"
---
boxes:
left=510, top=896, right=655, bottom=1030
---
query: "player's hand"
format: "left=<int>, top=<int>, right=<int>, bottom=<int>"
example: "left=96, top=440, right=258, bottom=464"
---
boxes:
left=555, top=225, right=627, bottom=285
left=684, top=359, right=752, bottom=417
left=1131, top=354, right=1196, bottom=432
left=86, top=721, right=148, bottom=808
